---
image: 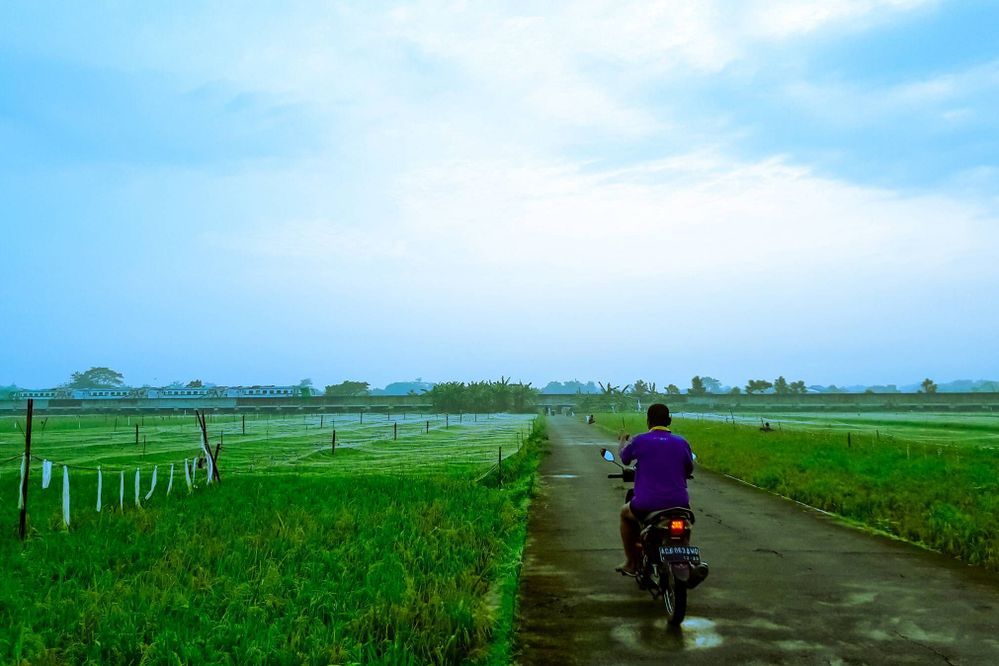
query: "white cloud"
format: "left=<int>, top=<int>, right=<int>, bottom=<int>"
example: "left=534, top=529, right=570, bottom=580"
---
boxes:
left=746, top=0, right=934, bottom=39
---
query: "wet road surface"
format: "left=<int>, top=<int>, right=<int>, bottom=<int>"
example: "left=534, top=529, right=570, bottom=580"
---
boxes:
left=515, top=416, right=999, bottom=665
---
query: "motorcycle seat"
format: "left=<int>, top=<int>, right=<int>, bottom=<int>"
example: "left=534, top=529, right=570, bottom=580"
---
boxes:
left=642, top=506, right=695, bottom=526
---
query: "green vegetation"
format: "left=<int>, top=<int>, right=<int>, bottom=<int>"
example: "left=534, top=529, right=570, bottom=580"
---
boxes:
left=599, top=412, right=999, bottom=569
left=1, top=415, right=546, bottom=664
left=66, top=366, right=126, bottom=388
left=426, top=379, right=538, bottom=414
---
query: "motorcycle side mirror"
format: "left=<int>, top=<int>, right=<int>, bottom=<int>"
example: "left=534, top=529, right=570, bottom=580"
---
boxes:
left=601, top=448, right=615, bottom=462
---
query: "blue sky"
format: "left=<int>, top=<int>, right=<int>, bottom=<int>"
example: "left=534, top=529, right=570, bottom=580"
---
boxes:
left=2, top=1, right=998, bottom=390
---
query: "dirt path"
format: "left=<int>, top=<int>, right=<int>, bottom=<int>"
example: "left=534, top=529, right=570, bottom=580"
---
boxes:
left=514, top=415, right=999, bottom=665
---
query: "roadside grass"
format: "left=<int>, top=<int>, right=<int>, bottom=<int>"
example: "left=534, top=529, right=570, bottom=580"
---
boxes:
left=598, top=413, right=999, bottom=569
left=0, top=418, right=546, bottom=665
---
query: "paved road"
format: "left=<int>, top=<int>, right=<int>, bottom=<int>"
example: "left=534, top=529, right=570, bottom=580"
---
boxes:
left=515, top=416, right=999, bottom=665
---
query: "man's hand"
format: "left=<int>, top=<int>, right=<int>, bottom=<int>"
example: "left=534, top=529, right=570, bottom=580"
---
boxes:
left=617, top=432, right=630, bottom=457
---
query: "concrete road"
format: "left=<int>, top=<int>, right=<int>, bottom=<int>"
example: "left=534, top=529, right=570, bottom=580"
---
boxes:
left=515, top=416, right=999, bottom=665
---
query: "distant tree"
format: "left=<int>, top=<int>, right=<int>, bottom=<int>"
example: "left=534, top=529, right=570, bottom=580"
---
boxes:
left=773, top=376, right=790, bottom=395
left=701, top=376, right=723, bottom=393
left=509, top=381, right=539, bottom=412
left=425, top=381, right=465, bottom=412
left=598, top=381, right=629, bottom=396
left=688, top=376, right=708, bottom=396
left=920, top=378, right=938, bottom=394
left=665, top=384, right=680, bottom=395
left=324, top=381, right=370, bottom=397
left=729, top=386, right=741, bottom=395
left=745, top=379, right=773, bottom=394
left=631, top=380, right=650, bottom=398
left=789, top=380, right=807, bottom=394
left=298, top=378, right=314, bottom=397
left=186, top=379, right=203, bottom=388
left=66, top=367, right=125, bottom=389
left=541, top=380, right=599, bottom=394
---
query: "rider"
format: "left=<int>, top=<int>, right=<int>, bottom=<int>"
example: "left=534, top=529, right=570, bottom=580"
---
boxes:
left=615, top=403, right=694, bottom=576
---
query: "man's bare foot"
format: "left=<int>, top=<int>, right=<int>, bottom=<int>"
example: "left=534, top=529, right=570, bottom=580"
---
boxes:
left=615, top=562, right=639, bottom=577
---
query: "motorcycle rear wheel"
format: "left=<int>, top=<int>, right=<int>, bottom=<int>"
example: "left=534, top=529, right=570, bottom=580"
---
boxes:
left=659, top=566, right=688, bottom=626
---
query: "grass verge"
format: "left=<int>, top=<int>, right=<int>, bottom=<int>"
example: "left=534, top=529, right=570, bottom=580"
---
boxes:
left=598, top=413, right=999, bottom=570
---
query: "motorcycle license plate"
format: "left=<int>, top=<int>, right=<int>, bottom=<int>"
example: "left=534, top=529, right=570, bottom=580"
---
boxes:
left=660, top=545, right=700, bottom=563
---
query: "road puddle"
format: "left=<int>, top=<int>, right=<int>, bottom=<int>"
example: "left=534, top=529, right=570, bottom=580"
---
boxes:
left=612, top=616, right=723, bottom=652
left=544, top=474, right=579, bottom=479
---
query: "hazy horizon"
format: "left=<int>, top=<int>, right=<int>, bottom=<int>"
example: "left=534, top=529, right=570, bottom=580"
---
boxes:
left=3, top=2, right=998, bottom=390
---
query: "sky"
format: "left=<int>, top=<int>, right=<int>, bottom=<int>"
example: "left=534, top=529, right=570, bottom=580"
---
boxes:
left=2, top=0, right=998, bottom=390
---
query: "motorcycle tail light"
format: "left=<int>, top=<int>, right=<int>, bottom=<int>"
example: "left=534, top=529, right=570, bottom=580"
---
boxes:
left=669, top=519, right=686, bottom=535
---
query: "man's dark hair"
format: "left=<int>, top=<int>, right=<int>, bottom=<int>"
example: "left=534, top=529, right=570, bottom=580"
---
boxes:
left=647, top=403, right=671, bottom=428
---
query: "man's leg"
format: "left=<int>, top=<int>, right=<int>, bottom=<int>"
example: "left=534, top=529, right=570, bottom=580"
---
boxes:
left=618, top=503, right=642, bottom=574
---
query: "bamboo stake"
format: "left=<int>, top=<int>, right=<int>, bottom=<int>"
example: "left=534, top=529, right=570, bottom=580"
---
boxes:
left=18, top=399, right=33, bottom=540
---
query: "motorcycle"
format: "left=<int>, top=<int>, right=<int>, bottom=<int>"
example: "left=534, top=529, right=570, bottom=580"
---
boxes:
left=601, top=447, right=709, bottom=626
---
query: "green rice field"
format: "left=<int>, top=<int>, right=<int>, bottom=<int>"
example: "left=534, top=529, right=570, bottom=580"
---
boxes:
left=0, top=412, right=545, bottom=665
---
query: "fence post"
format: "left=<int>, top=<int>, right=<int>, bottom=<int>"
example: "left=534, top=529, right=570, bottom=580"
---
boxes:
left=394, top=422, right=398, bottom=441
left=426, top=420, right=430, bottom=434
left=847, top=432, right=852, bottom=448
left=332, top=430, right=336, bottom=455
left=19, top=399, right=34, bottom=541
left=135, top=423, right=139, bottom=446
left=446, top=414, right=449, bottom=429
left=242, top=414, right=246, bottom=435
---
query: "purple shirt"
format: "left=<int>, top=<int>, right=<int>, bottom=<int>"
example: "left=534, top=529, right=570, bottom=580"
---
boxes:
left=620, top=427, right=694, bottom=512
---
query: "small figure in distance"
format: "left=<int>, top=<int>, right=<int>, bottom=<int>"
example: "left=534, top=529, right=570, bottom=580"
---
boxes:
left=587, top=414, right=595, bottom=425
left=760, top=421, right=773, bottom=432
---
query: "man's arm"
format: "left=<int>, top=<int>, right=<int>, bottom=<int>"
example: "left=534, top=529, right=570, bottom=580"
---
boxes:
left=619, top=434, right=636, bottom=465
left=684, top=441, right=695, bottom=477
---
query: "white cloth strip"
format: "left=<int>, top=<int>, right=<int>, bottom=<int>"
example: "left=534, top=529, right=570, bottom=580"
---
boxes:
left=184, top=458, right=192, bottom=493
left=42, top=459, right=52, bottom=489
left=167, top=464, right=174, bottom=496
left=18, top=454, right=25, bottom=509
left=145, top=466, right=158, bottom=501
left=134, top=469, right=141, bottom=508
left=201, top=434, right=214, bottom=485
left=119, top=470, right=125, bottom=511
left=62, top=466, right=70, bottom=527
left=192, top=457, right=197, bottom=486
left=96, top=466, right=102, bottom=512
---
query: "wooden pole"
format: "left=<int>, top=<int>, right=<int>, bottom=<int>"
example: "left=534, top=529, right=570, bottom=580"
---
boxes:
left=320, top=414, right=324, bottom=429
left=19, top=399, right=33, bottom=541
left=135, top=423, right=139, bottom=446
left=393, top=422, right=398, bottom=440
left=242, top=414, right=245, bottom=435
left=215, top=432, right=223, bottom=461
left=426, top=420, right=430, bottom=434
left=195, top=410, right=221, bottom=483
left=331, top=430, right=336, bottom=455
left=446, top=414, right=449, bottom=429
